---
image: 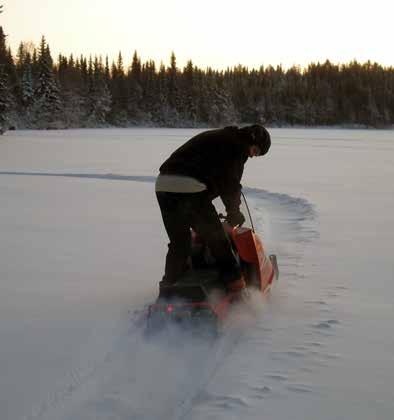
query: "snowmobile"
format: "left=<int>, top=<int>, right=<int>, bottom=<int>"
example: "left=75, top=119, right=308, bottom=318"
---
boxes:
left=147, top=192, right=279, bottom=333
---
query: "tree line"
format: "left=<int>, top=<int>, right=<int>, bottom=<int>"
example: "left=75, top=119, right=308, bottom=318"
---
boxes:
left=1, top=27, right=393, bottom=131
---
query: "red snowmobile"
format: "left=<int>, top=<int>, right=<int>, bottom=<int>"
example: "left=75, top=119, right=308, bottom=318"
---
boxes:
left=147, top=192, right=279, bottom=333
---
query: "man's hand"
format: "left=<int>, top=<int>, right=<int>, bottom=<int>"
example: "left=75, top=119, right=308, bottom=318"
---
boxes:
left=226, top=211, right=245, bottom=227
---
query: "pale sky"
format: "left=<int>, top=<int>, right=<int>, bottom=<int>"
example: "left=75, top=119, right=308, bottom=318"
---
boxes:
left=1, top=0, right=393, bottom=69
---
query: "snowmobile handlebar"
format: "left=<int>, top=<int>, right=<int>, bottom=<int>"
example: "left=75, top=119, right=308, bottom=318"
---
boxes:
left=218, top=192, right=254, bottom=231
left=218, top=213, right=244, bottom=228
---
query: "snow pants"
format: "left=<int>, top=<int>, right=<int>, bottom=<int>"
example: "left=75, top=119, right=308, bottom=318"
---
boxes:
left=156, top=190, right=241, bottom=286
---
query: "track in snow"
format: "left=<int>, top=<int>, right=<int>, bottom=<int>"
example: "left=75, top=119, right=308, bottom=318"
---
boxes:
left=27, top=180, right=319, bottom=420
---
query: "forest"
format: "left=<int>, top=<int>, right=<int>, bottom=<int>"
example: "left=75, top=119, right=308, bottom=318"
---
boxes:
left=1, top=25, right=393, bottom=131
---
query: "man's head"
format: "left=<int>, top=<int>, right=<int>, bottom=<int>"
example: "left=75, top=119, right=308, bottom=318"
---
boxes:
left=240, top=124, right=271, bottom=157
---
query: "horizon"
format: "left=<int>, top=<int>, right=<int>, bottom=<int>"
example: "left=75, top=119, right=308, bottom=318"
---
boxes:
left=1, top=0, right=393, bottom=70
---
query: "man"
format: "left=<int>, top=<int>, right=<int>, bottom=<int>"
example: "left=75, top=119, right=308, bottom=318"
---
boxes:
left=156, top=124, right=271, bottom=295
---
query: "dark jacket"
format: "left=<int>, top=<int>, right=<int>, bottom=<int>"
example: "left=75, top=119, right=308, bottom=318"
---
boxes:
left=159, top=126, right=253, bottom=213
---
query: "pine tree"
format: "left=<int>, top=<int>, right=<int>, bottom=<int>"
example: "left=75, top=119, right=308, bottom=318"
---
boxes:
left=34, top=36, right=62, bottom=127
left=167, top=52, right=179, bottom=108
left=104, top=55, right=110, bottom=86
left=58, top=55, right=85, bottom=127
left=153, top=62, right=170, bottom=125
left=0, top=25, right=12, bottom=132
left=165, top=52, right=181, bottom=125
left=131, top=50, right=141, bottom=82
left=21, top=54, right=34, bottom=107
left=127, top=50, right=143, bottom=121
left=0, top=26, right=6, bottom=63
left=31, top=48, right=39, bottom=82
left=181, top=60, right=199, bottom=125
left=0, top=68, right=10, bottom=132
left=79, top=55, right=88, bottom=95
left=140, top=59, right=158, bottom=122
left=15, top=43, right=35, bottom=115
left=108, top=51, right=128, bottom=124
left=208, top=82, right=237, bottom=126
left=86, top=56, right=111, bottom=124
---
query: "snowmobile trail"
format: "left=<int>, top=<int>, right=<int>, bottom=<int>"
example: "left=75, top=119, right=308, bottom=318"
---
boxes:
left=30, top=187, right=318, bottom=420
left=35, top=302, right=265, bottom=420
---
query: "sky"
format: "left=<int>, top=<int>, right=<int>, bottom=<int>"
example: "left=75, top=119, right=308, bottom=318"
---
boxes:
left=1, top=0, right=393, bottom=69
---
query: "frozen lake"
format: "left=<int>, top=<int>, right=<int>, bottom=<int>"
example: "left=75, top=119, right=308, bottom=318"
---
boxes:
left=0, top=127, right=393, bottom=420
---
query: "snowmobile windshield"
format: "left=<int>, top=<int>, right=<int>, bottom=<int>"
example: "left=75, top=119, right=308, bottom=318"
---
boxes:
left=240, top=193, right=254, bottom=230
left=213, top=193, right=253, bottom=230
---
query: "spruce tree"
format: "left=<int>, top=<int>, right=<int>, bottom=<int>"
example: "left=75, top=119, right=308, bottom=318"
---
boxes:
left=87, top=56, right=111, bottom=124
left=0, top=25, right=12, bottom=132
left=16, top=42, right=25, bottom=79
left=131, top=50, right=141, bottom=82
left=127, top=51, right=143, bottom=121
left=0, top=26, right=6, bottom=63
left=207, top=79, right=237, bottom=126
left=104, top=56, right=110, bottom=86
left=181, top=60, right=198, bottom=125
left=15, top=44, right=35, bottom=116
left=31, top=48, right=39, bottom=82
left=59, top=55, right=85, bottom=127
left=21, top=53, right=34, bottom=107
left=140, top=59, right=158, bottom=122
left=0, top=68, right=10, bottom=132
left=165, top=52, right=181, bottom=125
left=194, top=70, right=209, bottom=124
left=34, top=36, right=62, bottom=127
left=167, top=52, right=179, bottom=107
left=154, top=62, right=170, bottom=125
left=109, top=52, right=128, bottom=124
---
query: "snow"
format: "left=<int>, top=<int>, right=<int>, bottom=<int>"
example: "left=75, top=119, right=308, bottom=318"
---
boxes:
left=0, top=127, right=394, bottom=420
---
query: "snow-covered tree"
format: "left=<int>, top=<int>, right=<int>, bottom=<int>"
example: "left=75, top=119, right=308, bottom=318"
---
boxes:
left=162, top=52, right=181, bottom=126
left=15, top=43, right=35, bottom=110
left=167, top=52, right=180, bottom=110
left=21, top=58, right=34, bottom=104
left=34, top=36, right=61, bottom=126
left=208, top=86, right=237, bottom=126
left=181, top=60, right=199, bottom=125
left=109, top=52, right=128, bottom=124
left=86, top=56, right=111, bottom=124
left=151, top=62, right=170, bottom=125
left=0, top=25, right=12, bottom=132
left=0, top=26, right=7, bottom=62
left=127, top=51, right=143, bottom=121
left=0, top=69, right=11, bottom=132
left=104, top=55, right=110, bottom=86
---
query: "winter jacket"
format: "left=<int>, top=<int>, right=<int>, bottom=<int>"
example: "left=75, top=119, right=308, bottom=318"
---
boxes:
left=159, top=126, right=253, bottom=213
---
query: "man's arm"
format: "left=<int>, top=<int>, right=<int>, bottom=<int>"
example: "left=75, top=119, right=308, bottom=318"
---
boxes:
left=218, top=155, right=246, bottom=226
left=221, top=188, right=242, bottom=214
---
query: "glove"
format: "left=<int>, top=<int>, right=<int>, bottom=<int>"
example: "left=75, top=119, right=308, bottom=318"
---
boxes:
left=226, top=210, right=245, bottom=227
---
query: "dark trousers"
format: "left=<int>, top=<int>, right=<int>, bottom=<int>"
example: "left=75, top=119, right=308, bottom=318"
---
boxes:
left=156, top=191, right=241, bottom=285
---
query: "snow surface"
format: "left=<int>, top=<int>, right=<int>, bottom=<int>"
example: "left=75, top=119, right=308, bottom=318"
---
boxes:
left=0, top=127, right=394, bottom=420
